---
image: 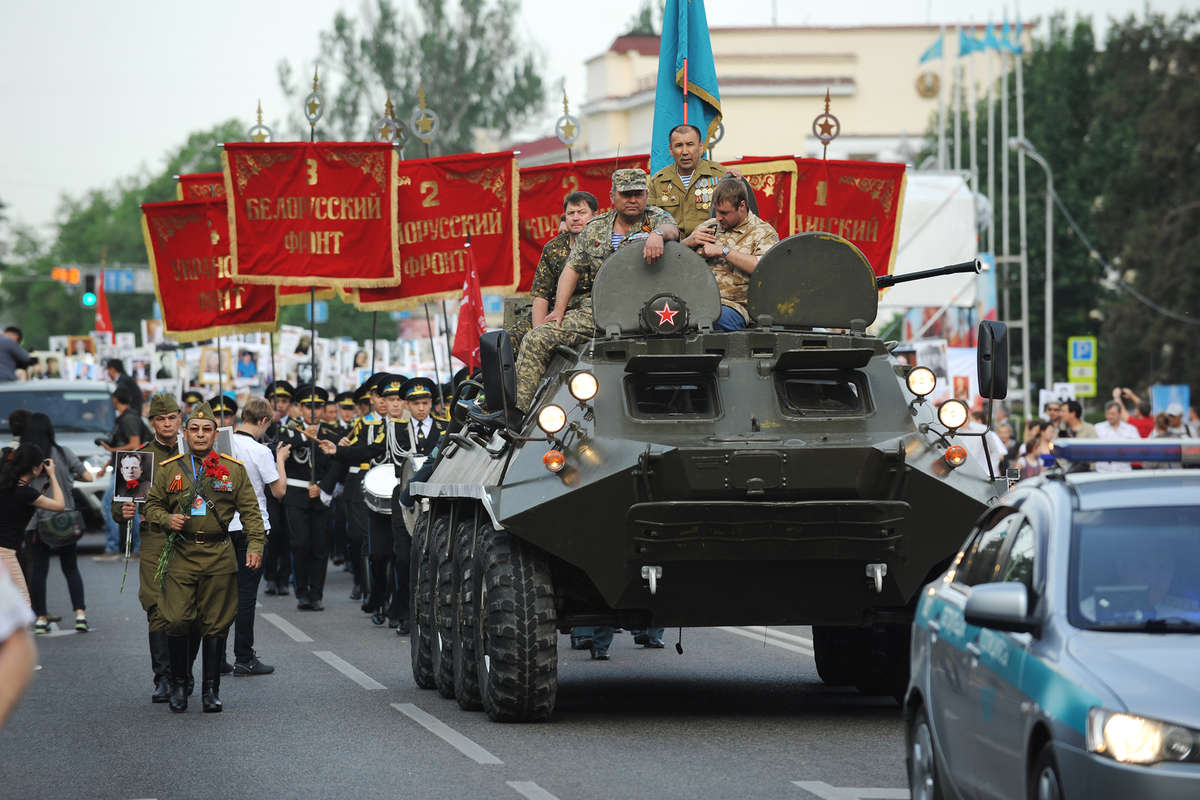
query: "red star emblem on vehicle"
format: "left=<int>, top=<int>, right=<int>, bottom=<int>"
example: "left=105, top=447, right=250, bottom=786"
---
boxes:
left=655, top=301, right=679, bottom=327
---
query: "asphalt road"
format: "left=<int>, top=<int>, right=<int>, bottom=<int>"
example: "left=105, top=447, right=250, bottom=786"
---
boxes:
left=2, top=546, right=910, bottom=800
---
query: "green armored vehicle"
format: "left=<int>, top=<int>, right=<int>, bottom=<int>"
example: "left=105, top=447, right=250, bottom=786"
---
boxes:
left=409, top=232, right=1009, bottom=721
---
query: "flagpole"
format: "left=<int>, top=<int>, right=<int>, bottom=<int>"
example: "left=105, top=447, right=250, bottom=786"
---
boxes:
left=968, top=28, right=979, bottom=191
left=953, top=26, right=962, bottom=172
left=1000, top=28, right=1010, bottom=325
left=986, top=28, right=996, bottom=256
left=937, top=24, right=947, bottom=169
left=682, top=58, right=689, bottom=124
left=1015, top=15, right=1032, bottom=414
left=422, top=303, right=445, bottom=409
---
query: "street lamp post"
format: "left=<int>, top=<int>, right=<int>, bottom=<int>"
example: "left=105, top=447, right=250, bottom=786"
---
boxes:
left=1009, top=137, right=1054, bottom=393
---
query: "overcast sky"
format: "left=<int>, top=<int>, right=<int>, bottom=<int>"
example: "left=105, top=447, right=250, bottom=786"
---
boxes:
left=0, top=0, right=1183, bottom=236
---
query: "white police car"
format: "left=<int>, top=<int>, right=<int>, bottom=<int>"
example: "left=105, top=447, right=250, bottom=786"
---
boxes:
left=906, top=439, right=1200, bottom=799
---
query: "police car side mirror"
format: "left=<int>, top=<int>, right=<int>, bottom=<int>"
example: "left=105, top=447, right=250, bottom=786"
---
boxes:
left=964, top=582, right=1039, bottom=634
left=977, top=321, right=1009, bottom=400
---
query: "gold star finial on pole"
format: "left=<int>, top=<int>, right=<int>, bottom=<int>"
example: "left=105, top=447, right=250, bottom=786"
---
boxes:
left=248, top=99, right=272, bottom=143
left=811, top=88, right=841, bottom=159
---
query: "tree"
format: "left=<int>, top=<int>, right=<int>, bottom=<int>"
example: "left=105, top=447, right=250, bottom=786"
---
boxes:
left=277, top=0, right=545, bottom=155
left=623, top=0, right=664, bottom=36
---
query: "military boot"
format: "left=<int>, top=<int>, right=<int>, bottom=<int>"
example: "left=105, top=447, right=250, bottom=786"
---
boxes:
left=149, top=629, right=171, bottom=703
left=201, top=635, right=224, bottom=713
left=167, top=635, right=190, bottom=713
left=186, top=628, right=203, bottom=696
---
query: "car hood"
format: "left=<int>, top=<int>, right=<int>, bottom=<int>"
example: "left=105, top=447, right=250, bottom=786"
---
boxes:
left=1069, top=631, right=1200, bottom=728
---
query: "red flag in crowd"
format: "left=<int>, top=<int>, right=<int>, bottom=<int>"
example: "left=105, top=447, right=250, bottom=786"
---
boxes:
left=452, top=240, right=487, bottom=370
left=94, top=269, right=114, bottom=333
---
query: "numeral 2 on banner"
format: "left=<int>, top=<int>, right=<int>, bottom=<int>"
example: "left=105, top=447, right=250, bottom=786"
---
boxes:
left=420, top=181, right=440, bottom=207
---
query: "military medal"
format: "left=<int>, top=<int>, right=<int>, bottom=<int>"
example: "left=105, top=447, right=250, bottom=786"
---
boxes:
left=169, top=473, right=183, bottom=491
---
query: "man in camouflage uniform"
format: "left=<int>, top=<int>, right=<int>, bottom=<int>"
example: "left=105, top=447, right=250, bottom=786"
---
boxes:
left=689, top=176, right=780, bottom=331
left=648, top=123, right=729, bottom=238
left=514, top=169, right=679, bottom=412
left=507, top=191, right=599, bottom=353
left=143, top=401, right=265, bottom=714
left=115, top=392, right=185, bottom=703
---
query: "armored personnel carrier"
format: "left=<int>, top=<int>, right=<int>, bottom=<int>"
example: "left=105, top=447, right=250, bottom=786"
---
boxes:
left=409, top=232, right=1009, bottom=722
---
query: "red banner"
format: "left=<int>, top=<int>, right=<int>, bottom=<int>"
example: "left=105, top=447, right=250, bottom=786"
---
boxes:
left=176, top=172, right=226, bottom=201
left=722, top=156, right=797, bottom=239
left=140, top=199, right=278, bottom=342
left=345, top=151, right=518, bottom=310
left=516, top=154, right=650, bottom=292
left=793, top=159, right=907, bottom=278
left=221, top=142, right=399, bottom=287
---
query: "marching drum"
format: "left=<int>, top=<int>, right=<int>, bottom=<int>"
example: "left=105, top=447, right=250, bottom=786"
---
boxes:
left=363, top=464, right=398, bottom=515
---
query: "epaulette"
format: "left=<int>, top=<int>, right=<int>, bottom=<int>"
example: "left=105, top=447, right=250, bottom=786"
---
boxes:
left=434, top=410, right=451, bottom=423
left=160, top=453, right=185, bottom=466
left=137, top=442, right=149, bottom=451
left=219, top=453, right=243, bottom=466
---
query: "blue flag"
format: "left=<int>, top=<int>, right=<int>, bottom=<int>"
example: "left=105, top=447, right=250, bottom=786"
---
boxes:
left=650, top=0, right=722, bottom=175
left=1010, top=16, right=1024, bottom=53
left=918, top=35, right=943, bottom=64
left=1001, top=17, right=1016, bottom=53
left=983, top=23, right=1002, bottom=52
left=959, top=28, right=985, bottom=56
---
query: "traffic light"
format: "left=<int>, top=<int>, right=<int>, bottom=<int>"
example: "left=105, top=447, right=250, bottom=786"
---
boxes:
left=81, top=274, right=98, bottom=307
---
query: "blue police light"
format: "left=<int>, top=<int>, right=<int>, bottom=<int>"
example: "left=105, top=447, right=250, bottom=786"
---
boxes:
left=1050, top=439, right=1200, bottom=465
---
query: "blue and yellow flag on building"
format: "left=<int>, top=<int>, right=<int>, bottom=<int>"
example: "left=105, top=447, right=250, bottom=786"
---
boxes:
left=650, top=0, right=722, bottom=175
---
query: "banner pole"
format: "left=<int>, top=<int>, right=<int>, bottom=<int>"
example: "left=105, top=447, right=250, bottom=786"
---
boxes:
left=440, top=298, right=454, bottom=380
left=217, top=335, right=223, bottom=405
left=370, top=312, right=378, bottom=373
left=269, top=332, right=276, bottom=385
left=422, top=303, right=445, bottom=410
left=681, top=58, right=688, bottom=124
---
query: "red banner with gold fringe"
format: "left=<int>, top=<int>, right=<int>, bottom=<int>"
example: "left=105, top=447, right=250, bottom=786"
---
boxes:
left=792, top=159, right=907, bottom=278
left=344, top=151, right=518, bottom=310
left=176, top=172, right=226, bottom=201
left=221, top=142, right=399, bottom=287
left=516, top=154, right=650, bottom=292
left=140, top=199, right=278, bottom=342
left=722, top=156, right=798, bottom=239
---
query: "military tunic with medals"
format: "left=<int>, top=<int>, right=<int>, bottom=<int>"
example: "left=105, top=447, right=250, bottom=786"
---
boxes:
left=647, top=157, right=727, bottom=238
left=142, top=405, right=265, bottom=638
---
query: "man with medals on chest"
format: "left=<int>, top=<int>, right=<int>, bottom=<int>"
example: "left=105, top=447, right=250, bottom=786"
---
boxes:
left=114, top=392, right=186, bottom=703
left=647, top=124, right=729, bottom=239
left=277, top=385, right=339, bottom=612
left=262, top=381, right=294, bottom=596
left=142, top=402, right=265, bottom=713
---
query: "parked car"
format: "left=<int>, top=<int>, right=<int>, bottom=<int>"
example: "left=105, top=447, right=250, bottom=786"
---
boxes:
left=906, top=440, right=1200, bottom=800
left=0, top=379, right=116, bottom=530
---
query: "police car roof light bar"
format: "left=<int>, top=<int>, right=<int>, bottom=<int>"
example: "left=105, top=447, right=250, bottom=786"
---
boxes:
left=1050, top=439, right=1200, bottom=466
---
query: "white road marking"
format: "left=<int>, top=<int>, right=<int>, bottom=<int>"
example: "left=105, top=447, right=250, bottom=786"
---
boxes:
left=313, top=651, right=386, bottom=690
left=740, top=626, right=814, bottom=647
left=793, top=780, right=909, bottom=799
left=260, top=613, right=313, bottom=642
left=718, top=626, right=815, bottom=656
left=391, top=702, right=503, bottom=765
left=507, top=780, right=561, bottom=800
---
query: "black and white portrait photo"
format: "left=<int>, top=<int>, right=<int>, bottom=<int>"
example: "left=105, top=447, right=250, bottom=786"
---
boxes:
left=113, top=450, right=153, bottom=503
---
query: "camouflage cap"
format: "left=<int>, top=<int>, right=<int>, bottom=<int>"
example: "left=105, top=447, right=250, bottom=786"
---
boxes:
left=187, top=401, right=217, bottom=424
left=147, top=392, right=181, bottom=418
left=612, top=168, right=648, bottom=193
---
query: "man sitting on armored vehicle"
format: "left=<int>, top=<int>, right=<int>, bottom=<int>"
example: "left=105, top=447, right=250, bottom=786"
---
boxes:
left=507, top=191, right=599, bottom=354
left=647, top=124, right=728, bottom=238
left=686, top=176, right=779, bottom=331
left=514, top=168, right=679, bottom=413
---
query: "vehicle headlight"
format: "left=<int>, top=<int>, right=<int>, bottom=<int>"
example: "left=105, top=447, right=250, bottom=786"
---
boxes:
left=536, top=404, right=567, bottom=435
left=938, top=399, right=969, bottom=430
left=568, top=371, right=599, bottom=402
left=906, top=366, right=936, bottom=397
left=1087, top=708, right=1198, bottom=764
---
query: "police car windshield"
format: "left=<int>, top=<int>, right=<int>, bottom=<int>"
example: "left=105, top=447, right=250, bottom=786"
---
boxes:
left=1070, top=506, right=1200, bottom=632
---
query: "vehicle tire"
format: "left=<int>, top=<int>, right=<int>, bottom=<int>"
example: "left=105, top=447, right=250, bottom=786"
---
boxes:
left=906, top=705, right=945, bottom=800
left=431, top=512, right=458, bottom=699
left=854, top=623, right=910, bottom=702
left=812, top=626, right=864, bottom=685
left=474, top=524, right=557, bottom=722
left=1028, top=742, right=1063, bottom=800
left=409, top=511, right=437, bottom=690
left=453, top=513, right=482, bottom=711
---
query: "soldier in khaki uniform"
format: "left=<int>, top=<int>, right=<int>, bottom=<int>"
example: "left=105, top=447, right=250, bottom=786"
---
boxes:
left=514, top=169, right=679, bottom=412
left=507, top=191, right=599, bottom=353
left=114, top=392, right=185, bottom=703
left=143, top=401, right=265, bottom=713
left=689, top=177, right=780, bottom=331
left=647, top=123, right=728, bottom=239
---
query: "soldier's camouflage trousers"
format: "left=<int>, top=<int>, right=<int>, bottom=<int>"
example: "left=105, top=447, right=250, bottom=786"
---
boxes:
left=514, top=308, right=595, bottom=411
left=506, top=311, right=533, bottom=357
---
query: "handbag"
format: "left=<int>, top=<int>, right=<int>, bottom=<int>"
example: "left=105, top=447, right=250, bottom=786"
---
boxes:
left=36, top=509, right=85, bottom=549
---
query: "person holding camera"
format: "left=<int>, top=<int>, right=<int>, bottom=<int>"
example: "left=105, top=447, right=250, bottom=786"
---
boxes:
left=0, top=327, right=33, bottom=383
left=0, top=444, right=66, bottom=607
left=22, top=414, right=93, bottom=634
left=94, top=386, right=146, bottom=561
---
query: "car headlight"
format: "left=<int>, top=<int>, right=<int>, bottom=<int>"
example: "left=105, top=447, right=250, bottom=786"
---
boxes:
left=568, top=371, right=599, bottom=402
left=938, top=399, right=969, bottom=430
left=536, top=404, right=567, bottom=434
left=1087, top=708, right=1198, bottom=764
left=906, top=366, right=936, bottom=397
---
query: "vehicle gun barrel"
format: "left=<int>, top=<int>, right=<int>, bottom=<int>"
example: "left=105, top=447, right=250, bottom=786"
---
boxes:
left=875, top=258, right=982, bottom=289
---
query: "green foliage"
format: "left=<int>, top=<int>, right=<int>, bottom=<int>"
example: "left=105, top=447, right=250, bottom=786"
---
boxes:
left=624, top=0, right=664, bottom=36
left=923, top=11, right=1199, bottom=397
left=277, top=0, right=545, bottom=155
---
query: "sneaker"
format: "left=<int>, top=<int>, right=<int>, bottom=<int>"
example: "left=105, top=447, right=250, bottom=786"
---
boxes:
left=644, top=637, right=664, bottom=649
left=233, top=657, right=275, bottom=676
left=33, top=620, right=50, bottom=635
left=590, top=645, right=610, bottom=661
left=92, top=552, right=121, bottom=562
left=75, top=617, right=89, bottom=633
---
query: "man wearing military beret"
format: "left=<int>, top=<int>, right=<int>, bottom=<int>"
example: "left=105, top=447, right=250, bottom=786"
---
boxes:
left=115, top=392, right=186, bottom=703
left=143, top=401, right=265, bottom=713
left=514, top=168, right=679, bottom=412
